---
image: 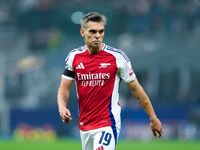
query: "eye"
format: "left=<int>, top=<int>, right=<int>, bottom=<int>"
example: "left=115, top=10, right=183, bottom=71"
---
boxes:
left=89, top=30, right=97, bottom=34
left=99, top=30, right=104, bottom=34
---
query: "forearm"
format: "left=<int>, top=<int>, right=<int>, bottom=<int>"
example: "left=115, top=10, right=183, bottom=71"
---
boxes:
left=57, top=88, right=72, bottom=123
left=127, top=79, right=157, bottom=120
left=132, top=87, right=157, bottom=120
left=57, top=89, right=69, bottom=112
left=127, top=78, right=162, bottom=137
left=57, top=78, right=73, bottom=123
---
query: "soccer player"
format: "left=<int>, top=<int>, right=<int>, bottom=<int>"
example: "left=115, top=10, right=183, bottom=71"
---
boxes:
left=57, top=12, right=162, bottom=150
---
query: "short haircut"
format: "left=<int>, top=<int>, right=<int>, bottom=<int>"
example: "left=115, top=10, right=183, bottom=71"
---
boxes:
left=81, top=12, right=107, bottom=29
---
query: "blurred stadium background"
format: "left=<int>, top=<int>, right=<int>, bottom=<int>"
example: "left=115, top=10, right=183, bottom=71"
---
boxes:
left=0, top=0, right=200, bottom=146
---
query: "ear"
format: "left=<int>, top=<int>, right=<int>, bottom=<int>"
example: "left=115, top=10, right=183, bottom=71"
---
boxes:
left=80, top=28, right=85, bottom=38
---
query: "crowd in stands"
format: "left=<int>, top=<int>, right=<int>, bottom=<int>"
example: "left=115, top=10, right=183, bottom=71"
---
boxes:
left=0, top=0, right=200, bottom=106
left=1, top=0, right=200, bottom=34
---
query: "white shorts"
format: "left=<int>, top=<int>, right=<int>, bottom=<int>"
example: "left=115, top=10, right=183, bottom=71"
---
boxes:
left=80, top=126, right=120, bottom=150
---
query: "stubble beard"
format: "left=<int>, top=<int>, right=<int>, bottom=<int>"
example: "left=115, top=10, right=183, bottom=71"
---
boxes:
left=87, top=42, right=103, bottom=53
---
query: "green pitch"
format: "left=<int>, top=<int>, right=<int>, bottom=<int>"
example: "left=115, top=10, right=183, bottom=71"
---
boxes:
left=0, top=139, right=199, bottom=150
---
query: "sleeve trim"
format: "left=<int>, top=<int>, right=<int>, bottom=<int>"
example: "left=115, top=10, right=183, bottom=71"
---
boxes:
left=124, top=73, right=136, bottom=83
left=62, top=74, right=74, bottom=80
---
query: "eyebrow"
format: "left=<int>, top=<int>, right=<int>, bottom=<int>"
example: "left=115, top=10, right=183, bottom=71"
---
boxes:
left=89, top=29, right=104, bottom=33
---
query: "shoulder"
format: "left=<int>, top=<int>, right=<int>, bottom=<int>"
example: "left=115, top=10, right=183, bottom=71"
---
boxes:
left=65, top=45, right=86, bottom=62
left=104, top=45, right=130, bottom=63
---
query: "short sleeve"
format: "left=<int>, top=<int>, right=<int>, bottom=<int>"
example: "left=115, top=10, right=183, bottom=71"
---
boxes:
left=117, top=52, right=135, bottom=83
left=62, top=50, right=75, bottom=80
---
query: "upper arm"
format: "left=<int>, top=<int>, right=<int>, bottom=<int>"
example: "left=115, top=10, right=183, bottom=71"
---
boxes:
left=127, top=77, right=148, bottom=102
left=58, top=78, right=74, bottom=94
left=57, top=77, right=74, bottom=108
left=127, top=77, right=141, bottom=92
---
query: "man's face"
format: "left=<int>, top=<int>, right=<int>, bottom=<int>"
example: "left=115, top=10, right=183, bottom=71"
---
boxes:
left=80, top=21, right=105, bottom=49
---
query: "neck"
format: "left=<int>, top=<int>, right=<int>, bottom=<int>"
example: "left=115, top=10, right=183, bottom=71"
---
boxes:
left=87, top=43, right=104, bottom=54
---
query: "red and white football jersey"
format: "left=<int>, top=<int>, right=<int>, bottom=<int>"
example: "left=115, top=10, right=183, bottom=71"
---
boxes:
left=62, top=44, right=135, bottom=131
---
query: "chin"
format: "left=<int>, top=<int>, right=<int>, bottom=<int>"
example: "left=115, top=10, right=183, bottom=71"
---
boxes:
left=93, top=42, right=102, bottom=46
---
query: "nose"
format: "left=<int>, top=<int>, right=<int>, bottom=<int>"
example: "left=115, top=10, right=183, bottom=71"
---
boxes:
left=95, top=32, right=100, bottom=38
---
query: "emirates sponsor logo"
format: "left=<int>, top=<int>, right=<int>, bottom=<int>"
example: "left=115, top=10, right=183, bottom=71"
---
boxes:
left=77, top=72, right=110, bottom=80
left=76, top=72, right=110, bottom=87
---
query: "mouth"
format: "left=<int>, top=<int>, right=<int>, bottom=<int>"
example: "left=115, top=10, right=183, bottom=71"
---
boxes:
left=93, top=41, right=101, bottom=44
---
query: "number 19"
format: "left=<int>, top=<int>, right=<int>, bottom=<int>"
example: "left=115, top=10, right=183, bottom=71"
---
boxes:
left=99, top=131, right=112, bottom=146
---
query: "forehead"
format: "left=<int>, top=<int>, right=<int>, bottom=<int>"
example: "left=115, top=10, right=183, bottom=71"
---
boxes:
left=85, top=21, right=105, bottom=30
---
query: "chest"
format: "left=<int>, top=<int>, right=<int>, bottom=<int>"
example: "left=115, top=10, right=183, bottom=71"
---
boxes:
left=72, top=51, right=118, bottom=79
